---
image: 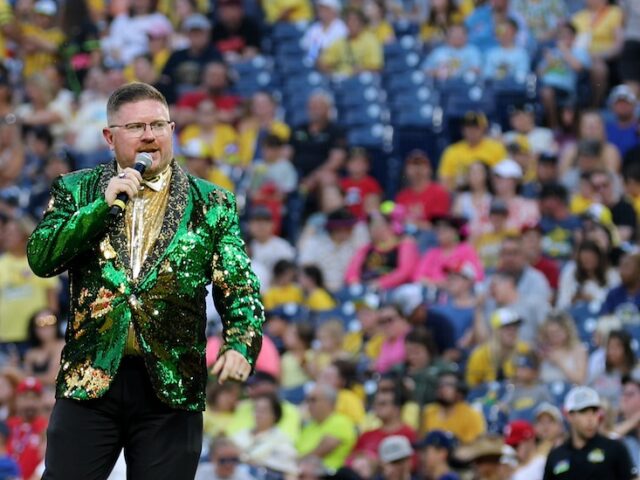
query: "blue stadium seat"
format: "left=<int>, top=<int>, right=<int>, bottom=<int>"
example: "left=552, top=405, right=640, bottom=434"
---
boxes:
left=271, top=22, right=307, bottom=42
left=340, top=103, right=385, bottom=128
left=384, top=70, right=430, bottom=94
left=383, top=51, right=422, bottom=74
left=281, top=71, right=330, bottom=93
left=567, top=303, right=599, bottom=347
left=548, top=380, right=573, bottom=407
left=335, top=86, right=385, bottom=109
left=347, top=124, right=387, bottom=148
left=383, top=35, right=420, bottom=59
left=275, top=55, right=314, bottom=75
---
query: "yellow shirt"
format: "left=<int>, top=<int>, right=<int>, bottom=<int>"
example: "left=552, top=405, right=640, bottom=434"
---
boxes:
left=262, top=0, right=313, bottom=24
left=570, top=194, right=593, bottom=215
left=179, top=124, right=240, bottom=166
left=474, top=229, right=518, bottom=270
left=420, top=12, right=465, bottom=44
left=238, top=121, right=290, bottom=166
left=203, top=409, right=246, bottom=439
left=0, top=0, right=12, bottom=60
left=361, top=403, right=421, bottom=432
left=263, top=284, right=304, bottom=310
left=633, top=195, right=640, bottom=220
left=297, top=412, right=357, bottom=470
left=21, top=23, right=65, bottom=78
left=320, top=31, right=383, bottom=76
left=573, top=6, right=623, bottom=54
left=336, top=389, right=366, bottom=427
left=0, top=254, right=58, bottom=342
left=208, top=168, right=235, bottom=192
left=370, top=22, right=394, bottom=44
left=342, top=331, right=384, bottom=360
left=421, top=402, right=486, bottom=443
left=281, top=351, right=311, bottom=388
left=305, top=288, right=336, bottom=311
left=466, top=341, right=531, bottom=388
left=438, top=138, right=507, bottom=187
left=124, top=49, right=171, bottom=82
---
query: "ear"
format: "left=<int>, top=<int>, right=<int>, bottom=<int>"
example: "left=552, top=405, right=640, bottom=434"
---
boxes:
left=102, top=127, right=115, bottom=150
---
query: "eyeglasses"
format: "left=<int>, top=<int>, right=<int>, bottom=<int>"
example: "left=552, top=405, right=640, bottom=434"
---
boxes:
left=379, top=316, right=397, bottom=325
left=35, top=315, right=57, bottom=327
left=108, top=120, right=173, bottom=137
left=592, top=182, right=610, bottom=190
left=217, top=457, right=240, bottom=465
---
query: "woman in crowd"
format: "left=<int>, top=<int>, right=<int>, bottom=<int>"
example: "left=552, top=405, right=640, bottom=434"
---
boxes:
left=374, top=305, right=411, bottom=374
left=556, top=240, right=621, bottom=309
left=537, top=311, right=588, bottom=385
left=420, top=0, right=464, bottom=46
left=452, top=161, right=493, bottom=240
left=318, top=359, right=366, bottom=426
left=588, top=330, right=636, bottom=407
left=23, top=310, right=64, bottom=387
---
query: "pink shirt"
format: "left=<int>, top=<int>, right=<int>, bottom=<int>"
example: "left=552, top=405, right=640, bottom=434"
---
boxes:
left=206, top=335, right=281, bottom=379
left=412, top=242, right=484, bottom=283
left=374, top=335, right=407, bottom=373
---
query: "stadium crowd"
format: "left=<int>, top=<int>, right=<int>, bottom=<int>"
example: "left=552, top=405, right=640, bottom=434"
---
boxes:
left=2, top=0, right=640, bottom=478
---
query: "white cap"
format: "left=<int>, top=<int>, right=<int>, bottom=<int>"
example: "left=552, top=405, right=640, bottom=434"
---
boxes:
left=391, top=284, right=423, bottom=317
left=564, top=386, right=601, bottom=413
left=534, top=402, right=563, bottom=422
left=610, top=84, right=637, bottom=104
left=34, top=0, right=57, bottom=16
left=317, top=0, right=342, bottom=11
left=181, top=139, right=209, bottom=158
left=493, top=158, right=523, bottom=179
left=379, top=436, right=413, bottom=463
left=490, top=308, right=522, bottom=329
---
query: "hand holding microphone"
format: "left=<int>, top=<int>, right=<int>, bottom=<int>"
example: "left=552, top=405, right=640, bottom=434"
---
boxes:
left=106, top=153, right=153, bottom=218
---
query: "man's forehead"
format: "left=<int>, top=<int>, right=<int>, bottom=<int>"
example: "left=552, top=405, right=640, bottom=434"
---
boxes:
left=112, top=100, right=169, bottom=121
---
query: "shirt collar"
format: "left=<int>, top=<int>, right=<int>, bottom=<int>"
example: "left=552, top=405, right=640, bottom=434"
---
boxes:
left=116, top=162, right=172, bottom=192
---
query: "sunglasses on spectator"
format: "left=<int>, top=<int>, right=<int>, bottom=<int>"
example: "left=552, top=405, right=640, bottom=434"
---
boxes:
left=217, top=457, right=240, bottom=465
left=35, top=315, right=57, bottom=327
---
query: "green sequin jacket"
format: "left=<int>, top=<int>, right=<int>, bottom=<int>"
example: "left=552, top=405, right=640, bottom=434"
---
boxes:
left=27, top=161, right=264, bottom=411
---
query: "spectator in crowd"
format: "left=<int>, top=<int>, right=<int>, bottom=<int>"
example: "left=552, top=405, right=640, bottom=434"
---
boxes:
left=505, top=352, right=553, bottom=419
left=454, top=435, right=505, bottom=480
left=0, top=371, right=17, bottom=422
left=299, top=265, right=336, bottom=312
left=317, top=359, right=365, bottom=426
left=504, top=420, right=546, bottom=480
left=318, top=7, right=383, bottom=76
left=600, top=252, right=640, bottom=321
left=511, top=0, right=567, bottom=46
left=349, top=388, right=417, bottom=462
left=438, top=112, right=508, bottom=191
left=176, top=61, right=242, bottom=126
left=591, top=169, right=637, bottom=242
left=605, top=85, right=639, bottom=157
left=413, top=215, right=483, bottom=287
left=22, top=310, right=63, bottom=388
left=231, top=392, right=297, bottom=472
left=342, top=294, right=384, bottom=361
left=465, top=0, right=528, bottom=51
left=345, top=209, right=419, bottom=290
left=589, top=330, right=636, bottom=408
left=211, top=0, right=261, bottom=62
left=281, top=322, right=314, bottom=390
left=0, top=217, right=58, bottom=351
left=422, top=371, right=486, bottom=443
left=474, top=199, right=516, bottom=272
left=533, top=403, right=565, bottom=455
left=263, top=259, right=303, bottom=310
left=422, top=23, right=482, bottom=81
left=420, top=0, right=465, bottom=47
left=262, top=0, right=312, bottom=24
left=544, top=386, right=636, bottom=479
left=538, top=21, right=591, bottom=129
left=614, top=369, right=640, bottom=471
left=158, top=14, right=222, bottom=104
left=556, top=240, right=620, bottom=309
left=619, top=0, right=640, bottom=97
left=623, top=161, right=640, bottom=218
left=521, top=224, right=560, bottom=291
left=203, top=381, right=243, bottom=439
left=290, top=92, right=347, bottom=194
left=506, top=104, right=556, bottom=157
left=299, top=208, right=368, bottom=293
left=7, top=377, right=47, bottom=480
left=395, top=149, right=450, bottom=233
left=522, top=153, right=561, bottom=200
left=572, top=0, right=624, bottom=107
left=297, top=456, right=327, bottom=480
left=297, top=383, right=357, bottom=471
left=181, top=139, right=234, bottom=192
left=452, top=161, right=493, bottom=238
left=19, top=0, right=65, bottom=79
left=466, top=308, right=530, bottom=387
left=537, top=311, right=588, bottom=385
left=302, top=0, right=347, bottom=63
left=364, top=0, right=395, bottom=45
left=374, top=305, right=411, bottom=374
left=415, top=430, right=460, bottom=480
left=378, top=435, right=414, bottom=480
left=194, top=437, right=254, bottom=480
left=307, top=320, right=347, bottom=379
left=247, top=207, right=295, bottom=291
left=484, top=18, right=530, bottom=81
left=537, top=183, right=582, bottom=261
left=340, top=148, right=383, bottom=220
left=0, top=421, right=19, bottom=480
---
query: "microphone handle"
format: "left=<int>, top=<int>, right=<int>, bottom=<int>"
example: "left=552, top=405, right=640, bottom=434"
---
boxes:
left=108, top=162, right=148, bottom=218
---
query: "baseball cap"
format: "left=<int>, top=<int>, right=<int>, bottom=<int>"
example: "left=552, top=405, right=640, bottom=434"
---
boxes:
left=489, top=198, right=509, bottom=215
left=564, top=386, right=601, bottom=413
left=462, top=111, right=488, bottom=128
left=538, top=152, right=558, bottom=165
left=610, top=84, right=637, bottom=104
left=378, top=435, right=413, bottom=463
left=391, top=284, right=424, bottom=317
left=534, top=402, right=563, bottom=423
left=183, top=13, right=211, bottom=31
left=504, top=132, right=531, bottom=154
left=514, top=352, right=539, bottom=370
left=34, top=0, right=57, bottom=16
left=504, top=420, right=535, bottom=446
left=182, top=138, right=210, bottom=158
left=622, top=367, right=640, bottom=386
left=455, top=435, right=504, bottom=463
left=318, top=0, right=342, bottom=11
left=581, top=203, right=614, bottom=227
left=490, top=308, right=522, bottom=329
left=415, top=430, right=457, bottom=453
left=16, top=377, right=43, bottom=395
left=444, top=259, right=476, bottom=281
left=493, top=159, right=523, bottom=179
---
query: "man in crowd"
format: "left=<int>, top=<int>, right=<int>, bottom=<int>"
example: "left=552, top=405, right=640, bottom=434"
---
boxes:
left=195, top=437, right=253, bottom=480
left=543, top=386, right=637, bottom=479
left=614, top=368, right=640, bottom=471
left=416, top=430, right=460, bottom=480
left=378, top=435, right=414, bottom=480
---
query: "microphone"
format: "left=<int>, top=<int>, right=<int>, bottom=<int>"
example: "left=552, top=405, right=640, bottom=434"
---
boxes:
left=109, top=152, right=153, bottom=218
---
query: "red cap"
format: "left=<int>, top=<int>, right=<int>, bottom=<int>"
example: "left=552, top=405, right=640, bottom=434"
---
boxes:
left=16, top=377, right=43, bottom=395
left=504, top=420, right=535, bottom=446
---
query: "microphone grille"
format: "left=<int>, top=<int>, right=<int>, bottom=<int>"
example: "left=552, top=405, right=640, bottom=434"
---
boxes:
left=135, top=152, right=153, bottom=169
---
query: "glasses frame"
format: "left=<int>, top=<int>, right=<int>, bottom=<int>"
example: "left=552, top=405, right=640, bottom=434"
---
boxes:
left=108, top=120, right=174, bottom=137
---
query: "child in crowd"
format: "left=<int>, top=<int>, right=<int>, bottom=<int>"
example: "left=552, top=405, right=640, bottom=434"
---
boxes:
left=340, top=148, right=383, bottom=220
left=299, top=265, right=336, bottom=312
left=262, top=259, right=303, bottom=311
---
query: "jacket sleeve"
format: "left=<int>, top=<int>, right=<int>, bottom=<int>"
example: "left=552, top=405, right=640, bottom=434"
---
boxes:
left=211, top=190, right=264, bottom=368
left=27, top=176, right=110, bottom=278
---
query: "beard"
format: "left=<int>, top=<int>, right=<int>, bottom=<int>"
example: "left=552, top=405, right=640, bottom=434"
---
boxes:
left=436, top=396, right=456, bottom=407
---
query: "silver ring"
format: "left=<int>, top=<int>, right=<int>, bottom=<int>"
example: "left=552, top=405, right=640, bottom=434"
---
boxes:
left=118, top=172, right=126, bottom=179
left=236, top=371, right=244, bottom=378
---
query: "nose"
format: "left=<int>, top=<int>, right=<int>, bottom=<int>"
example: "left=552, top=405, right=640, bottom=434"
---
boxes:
left=140, top=124, right=156, bottom=140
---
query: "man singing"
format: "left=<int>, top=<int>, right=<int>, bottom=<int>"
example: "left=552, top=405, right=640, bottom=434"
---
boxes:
left=27, top=82, right=264, bottom=479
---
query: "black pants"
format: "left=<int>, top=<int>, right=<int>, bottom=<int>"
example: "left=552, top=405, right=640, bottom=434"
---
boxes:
left=43, top=357, right=203, bottom=480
